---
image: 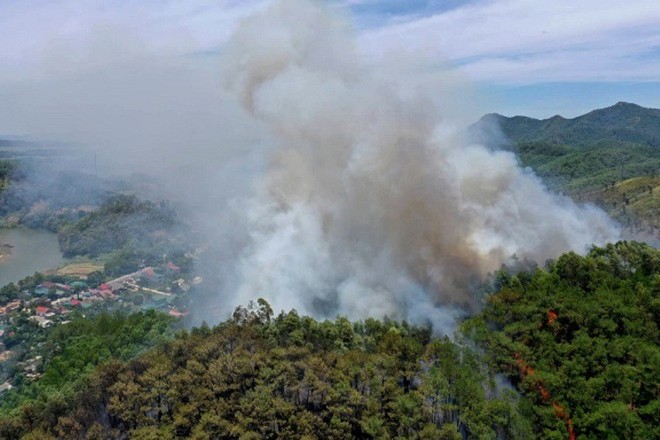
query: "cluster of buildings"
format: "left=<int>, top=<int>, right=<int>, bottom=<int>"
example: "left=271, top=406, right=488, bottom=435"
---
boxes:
left=0, top=265, right=198, bottom=386
left=64, top=267, right=192, bottom=322
left=0, top=270, right=192, bottom=331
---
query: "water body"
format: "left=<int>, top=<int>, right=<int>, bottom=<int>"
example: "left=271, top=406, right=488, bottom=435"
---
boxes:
left=0, top=228, right=63, bottom=287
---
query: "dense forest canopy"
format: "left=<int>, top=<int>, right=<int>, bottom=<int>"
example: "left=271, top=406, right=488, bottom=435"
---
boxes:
left=0, top=310, right=175, bottom=418
left=54, top=194, right=192, bottom=277
left=0, top=242, right=656, bottom=439
left=465, top=241, right=659, bottom=439
left=0, top=301, right=530, bottom=439
left=58, top=194, right=178, bottom=258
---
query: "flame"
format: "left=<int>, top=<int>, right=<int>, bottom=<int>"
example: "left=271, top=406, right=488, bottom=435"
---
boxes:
left=513, top=352, right=575, bottom=440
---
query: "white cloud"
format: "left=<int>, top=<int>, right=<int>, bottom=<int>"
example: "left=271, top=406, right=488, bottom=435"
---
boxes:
left=359, top=0, right=660, bottom=83
left=0, top=0, right=657, bottom=92
left=0, top=0, right=267, bottom=83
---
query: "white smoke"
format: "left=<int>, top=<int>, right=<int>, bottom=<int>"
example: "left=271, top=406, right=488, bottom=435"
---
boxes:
left=207, top=0, right=620, bottom=332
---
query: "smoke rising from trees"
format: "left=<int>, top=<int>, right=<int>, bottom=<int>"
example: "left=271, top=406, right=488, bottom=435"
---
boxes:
left=205, top=0, right=620, bottom=331
left=0, top=0, right=620, bottom=332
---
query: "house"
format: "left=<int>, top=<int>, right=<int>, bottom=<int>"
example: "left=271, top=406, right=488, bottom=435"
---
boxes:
left=99, top=283, right=112, bottom=291
left=173, top=278, right=190, bottom=292
left=168, top=308, right=189, bottom=318
left=166, top=262, right=181, bottom=273
left=26, top=356, right=42, bottom=370
left=99, top=290, right=116, bottom=300
left=35, top=306, right=49, bottom=317
left=0, top=382, right=12, bottom=394
left=70, top=281, right=87, bottom=290
left=30, top=316, right=52, bottom=328
left=81, top=301, right=94, bottom=310
left=51, top=297, right=73, bottom=307
left=6, top=301, right=21, bottom=312
left=69, top=299, right=81, bottom=307
left=34, top=286, right=50, bottom=296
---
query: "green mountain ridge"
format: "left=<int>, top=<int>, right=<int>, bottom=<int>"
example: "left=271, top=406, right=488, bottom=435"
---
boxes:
left=476, top=102, right=660, bottom=233
left=481, top=102, right=660, bottom=148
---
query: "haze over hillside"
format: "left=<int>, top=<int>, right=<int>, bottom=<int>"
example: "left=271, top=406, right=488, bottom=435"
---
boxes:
left=474, top=102, right=660, bottom=235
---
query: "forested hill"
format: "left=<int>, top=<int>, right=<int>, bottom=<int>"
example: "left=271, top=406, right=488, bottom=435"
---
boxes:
left=465, top=241, right=659, bottom=440
left=480, top=102, right=660, bottom=148
left=474, top=102, right=660, bottom=233
left=0, top=242, right=657, bottom=439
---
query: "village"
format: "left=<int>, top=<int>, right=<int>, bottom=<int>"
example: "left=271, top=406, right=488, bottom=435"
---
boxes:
left=0, top=261, right=200, bottom=389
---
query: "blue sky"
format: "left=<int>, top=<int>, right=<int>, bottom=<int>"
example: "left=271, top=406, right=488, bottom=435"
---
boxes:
left=338, top=0, right=659, bottom=117
left=0, top=0, right=658, bottom=120
left=338, top=0, right=474, bottom=27
left=351, top=0, right=660, bottom=117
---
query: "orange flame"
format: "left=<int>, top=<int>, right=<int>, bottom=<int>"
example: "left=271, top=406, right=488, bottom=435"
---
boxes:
left=513, top=353, right=575, bottom=440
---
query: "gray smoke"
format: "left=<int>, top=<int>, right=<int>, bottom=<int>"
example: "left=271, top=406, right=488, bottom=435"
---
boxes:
left=0, top=0, right=621, bottom=333
left=208, top=0, right=619, bottom=331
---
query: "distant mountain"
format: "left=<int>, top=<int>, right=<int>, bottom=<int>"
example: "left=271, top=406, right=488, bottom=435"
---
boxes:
left=480, top=102, right=660, bottom=148
left=0, top=138, right=37, bottom=148
left=474, top=102, right=660, bottom=234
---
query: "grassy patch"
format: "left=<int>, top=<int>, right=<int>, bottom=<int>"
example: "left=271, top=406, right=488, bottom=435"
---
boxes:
left=57, top=262, right=104, bottom=277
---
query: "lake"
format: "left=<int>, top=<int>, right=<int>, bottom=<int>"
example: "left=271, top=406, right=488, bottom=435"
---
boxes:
left=0, top=228, right=64, bottom=287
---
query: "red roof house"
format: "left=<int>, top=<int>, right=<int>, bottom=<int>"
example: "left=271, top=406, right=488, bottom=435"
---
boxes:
left=166, top=262, right=181, bottom=272
left=99, top=290, right=116, bottom=299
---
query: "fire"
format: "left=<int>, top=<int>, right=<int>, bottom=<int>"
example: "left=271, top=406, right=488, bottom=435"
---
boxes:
left=513, top=352, right=575, bottom=440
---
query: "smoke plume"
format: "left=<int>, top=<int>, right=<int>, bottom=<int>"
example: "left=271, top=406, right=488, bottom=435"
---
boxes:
left=0, top=0, right=621, bottom=332
left=204, top=0, right=619, bottom=331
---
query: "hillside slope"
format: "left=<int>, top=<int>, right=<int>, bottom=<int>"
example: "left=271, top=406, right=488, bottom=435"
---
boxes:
left=482, top=102, right=660, bottom=148
left=475, top=103, right=660, bottom=233
left=1, top=243, right=656, bottom=439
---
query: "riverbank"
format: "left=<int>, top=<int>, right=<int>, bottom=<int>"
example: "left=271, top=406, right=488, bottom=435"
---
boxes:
left=0, top=228, right=63, bottom=287
left=0, top=242, right=13, bottom=264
